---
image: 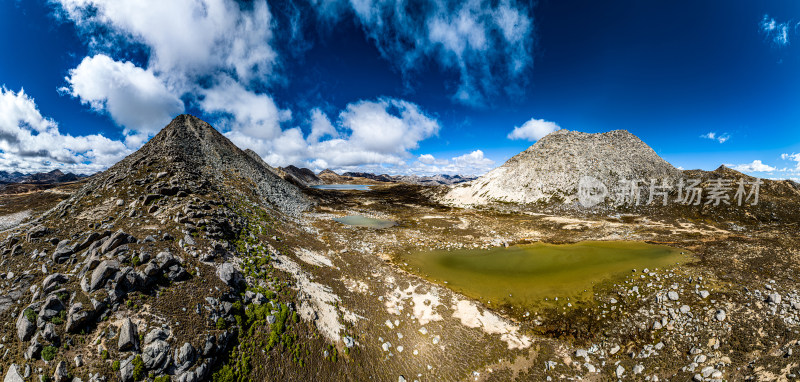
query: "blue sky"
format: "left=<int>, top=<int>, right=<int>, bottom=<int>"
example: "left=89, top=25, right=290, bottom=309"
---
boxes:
left=0, top=0, right=799, bottom=178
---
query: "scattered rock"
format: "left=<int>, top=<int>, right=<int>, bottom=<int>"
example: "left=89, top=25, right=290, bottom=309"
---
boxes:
left=667, top=291, right=679, bottom=301
left=217, top=263, right=242, bottom=289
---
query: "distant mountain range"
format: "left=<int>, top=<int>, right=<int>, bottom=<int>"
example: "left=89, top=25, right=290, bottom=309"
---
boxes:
left=313, top=169, right=476, bottom=186
left=0, top=169, right=87, bottom=184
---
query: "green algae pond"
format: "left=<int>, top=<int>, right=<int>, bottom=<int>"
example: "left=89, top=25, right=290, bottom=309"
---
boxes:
left=398, top=241, right=690, bottom=310
left=334, top=215, right=396, bottom=229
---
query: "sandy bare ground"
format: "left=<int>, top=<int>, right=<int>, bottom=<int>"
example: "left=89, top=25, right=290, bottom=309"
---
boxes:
left=0, top=210, right=30, bottom=231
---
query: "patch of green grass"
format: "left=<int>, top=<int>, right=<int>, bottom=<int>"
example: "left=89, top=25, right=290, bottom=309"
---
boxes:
left=216, top=317, right=227, bottom=330
left=112, top=360, right=121, bottom=371
left=41, top=345, right=57, bottom=361
left=23, top=308, right=37, bottom=323
left=132, top=355, right=145, bottom=381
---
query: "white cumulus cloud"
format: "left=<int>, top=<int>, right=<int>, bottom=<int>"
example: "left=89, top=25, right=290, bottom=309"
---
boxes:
left=200, top=76, right=291, bottom=141
left=222, top=97, right=440, bottom=171
left=62, top=54, right=184, bottom=135
left=54, top=0, right=277, bottom=87
left=728, top=160, right=776, bottom=173
left=507, top=118, right=560, bottom=141
left=0, top=87, right=130, bottom=173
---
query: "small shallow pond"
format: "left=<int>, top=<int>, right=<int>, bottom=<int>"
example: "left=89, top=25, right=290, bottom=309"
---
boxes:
left=334, top=215, right=396, bottom=228
left=398, top=241, right=689, bottom=309
left=311, top=184, right=372, bottom=191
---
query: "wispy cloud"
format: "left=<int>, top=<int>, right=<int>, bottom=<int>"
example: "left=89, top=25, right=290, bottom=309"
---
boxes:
left=311, top=0, right=535, bottom=106
left=760, top=14, right=798, bottom=47
left=780, top=153, right=800, bottom=172
left=700, top=132, right=730, bottom=143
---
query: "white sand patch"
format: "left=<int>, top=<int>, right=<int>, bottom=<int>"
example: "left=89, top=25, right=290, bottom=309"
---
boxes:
left=340, top=278, right=369, bottom=294
left=295, top=247, right=335, bottom=268
left=0, top=210, right=31, bottom=231
left=421, top=215, right=447, bottom=219
left=273, top=255, right=355, bottom=343
left=384, top=284, right=443, bottom=325
left=452, top=299, right=532, bottom=350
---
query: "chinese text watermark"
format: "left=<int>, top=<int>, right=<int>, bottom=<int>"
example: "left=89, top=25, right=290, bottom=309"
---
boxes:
left=578, top=176, right=763, bottom=208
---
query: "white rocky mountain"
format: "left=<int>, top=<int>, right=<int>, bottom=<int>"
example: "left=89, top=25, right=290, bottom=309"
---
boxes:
left=441, top=129, right=681, bottom=206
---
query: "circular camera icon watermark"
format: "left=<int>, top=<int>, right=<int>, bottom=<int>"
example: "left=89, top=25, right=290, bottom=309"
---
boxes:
left=578, top=176, right=608, bottom=208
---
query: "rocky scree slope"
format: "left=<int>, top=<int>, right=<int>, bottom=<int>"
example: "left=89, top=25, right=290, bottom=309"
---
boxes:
left=442, top=129, right=681, bottom=206
left=0, top=114, right=318, bottom=382
left=279, top=166, right=322, bottom=187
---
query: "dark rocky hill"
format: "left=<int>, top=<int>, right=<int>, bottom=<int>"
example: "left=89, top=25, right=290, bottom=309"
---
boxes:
left=0, top=115, right=317, bottom=382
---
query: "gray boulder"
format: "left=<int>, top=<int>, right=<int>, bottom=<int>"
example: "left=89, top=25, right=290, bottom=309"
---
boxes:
left=16, top=308, right=36, bottom=341
left=42, top=273, right=69, bottom=293
left=142, top=340, right=171, bottom=372
left=118, top=318, right=138, bottom=352
left=42, top=322, right=59, bottom=343
left=23, top=336, right=42, bottom=360
left=174, top=342, right=196, bottom=371
left=144, top=328, right=168, bottom=345
left=65, top=302, right=93, bottom=333
left=202, top=335, right=216, bottom=356
left=120, top=355, right=135, bottom=382
left=216, top=263, right=242, bottom=288
left=52, top=241, right=75, bottom=263
left=54, top=361, right=69, bottom=382
left=101, top=230, right=134, bottom=254
left=155, top=252, right=179, bottom=269
left=75, top=232, right=101, bottom=252
left=38, top=295, right=65, bottom=322
left=90, top=260, right=120, bottom=291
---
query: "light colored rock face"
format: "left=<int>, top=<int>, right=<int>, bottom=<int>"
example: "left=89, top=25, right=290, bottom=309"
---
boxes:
left=3, top=364, right=24, bottom=382
left=441, top=129, right=681, bottom=207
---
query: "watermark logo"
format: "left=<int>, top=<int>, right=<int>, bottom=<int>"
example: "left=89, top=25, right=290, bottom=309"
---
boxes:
left=578, top=177, right=762, bottom=208
left=578, top=176, right=608, bottom=208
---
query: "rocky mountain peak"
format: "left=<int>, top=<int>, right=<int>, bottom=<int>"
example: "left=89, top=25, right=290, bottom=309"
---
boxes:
left=443, top=129, right=681, bottom=206
left=49, top=114, right=310, bottom=219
